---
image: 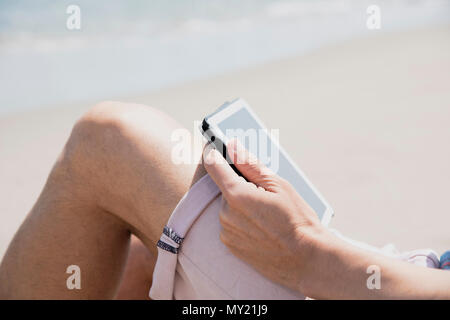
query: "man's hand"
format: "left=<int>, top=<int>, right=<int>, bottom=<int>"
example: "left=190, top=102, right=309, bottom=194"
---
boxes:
left=205, top=141, right=450, bottom=299
left=203, top=140, right=326, bottom=292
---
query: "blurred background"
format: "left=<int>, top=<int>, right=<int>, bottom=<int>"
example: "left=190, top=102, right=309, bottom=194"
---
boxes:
left=1, top=0, right=449, bottom=113
left=1, top=0, right=450, bottom=259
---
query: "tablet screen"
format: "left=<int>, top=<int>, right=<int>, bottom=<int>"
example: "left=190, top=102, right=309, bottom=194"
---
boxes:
left=217, top=107, right=326, bottom=219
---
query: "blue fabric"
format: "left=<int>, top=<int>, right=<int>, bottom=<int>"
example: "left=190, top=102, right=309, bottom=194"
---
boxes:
left=439, top=251, right=450, bottom=270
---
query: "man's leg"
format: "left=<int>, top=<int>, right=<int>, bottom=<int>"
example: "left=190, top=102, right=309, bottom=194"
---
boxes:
left=0, top=101, right=205, bottom=299
left=115, top=235, right=156, bottom=300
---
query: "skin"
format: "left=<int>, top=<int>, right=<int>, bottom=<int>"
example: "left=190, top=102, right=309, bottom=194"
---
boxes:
left=115, top=235, right=156, bottom=300
left=0, top=101, right=207, bottom=299
left=1, top=100, right=448, bottom=299
left=203, top=139, right=450, bottom=299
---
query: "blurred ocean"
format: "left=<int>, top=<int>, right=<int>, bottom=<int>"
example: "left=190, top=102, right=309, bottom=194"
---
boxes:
left=0, top=0, right=449, bottom=114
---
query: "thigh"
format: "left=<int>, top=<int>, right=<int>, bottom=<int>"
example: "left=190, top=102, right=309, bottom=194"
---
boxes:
left=115, top=235, right=156, bottom=300
left=69, top=101, right=206, bottom=247
left=105, top=104, right=208, bottom=299
left=0, top=101, right=206, bottom=299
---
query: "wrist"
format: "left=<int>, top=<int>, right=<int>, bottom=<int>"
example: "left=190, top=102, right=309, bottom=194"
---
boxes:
left=292, top=224, right=343, bottom=296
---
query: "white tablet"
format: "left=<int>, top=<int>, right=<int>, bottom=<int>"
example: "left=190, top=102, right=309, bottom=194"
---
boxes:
left=200, top=98, right=334, bottom=226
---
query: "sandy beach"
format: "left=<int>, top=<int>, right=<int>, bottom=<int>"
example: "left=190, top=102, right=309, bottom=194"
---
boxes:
left=1, top=25, right=450, bottom=260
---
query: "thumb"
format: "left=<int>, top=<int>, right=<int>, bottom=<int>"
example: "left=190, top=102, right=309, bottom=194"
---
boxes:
left=227, top=139, right=278, bottom=191
left=203, top=142, right=243, bottom=197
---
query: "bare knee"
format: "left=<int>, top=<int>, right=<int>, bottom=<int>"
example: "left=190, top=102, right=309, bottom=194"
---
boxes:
left=68, top=101, right=166, bottom=159
left=55, top=101, right=198, bottom=238
left=61, top=101, right=180, bottom=180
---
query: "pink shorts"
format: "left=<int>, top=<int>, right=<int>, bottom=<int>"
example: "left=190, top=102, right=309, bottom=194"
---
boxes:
left=149, top=174, right=440, bottom=300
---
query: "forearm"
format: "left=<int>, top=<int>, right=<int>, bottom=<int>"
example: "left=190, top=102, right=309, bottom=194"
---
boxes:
left=202, top=141, right=450, bottom=299
left=298, top=230, right=450, bottom=299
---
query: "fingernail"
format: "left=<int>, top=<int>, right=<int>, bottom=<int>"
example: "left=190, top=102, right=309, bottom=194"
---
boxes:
left=204, top=147, right=222, bottom=166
